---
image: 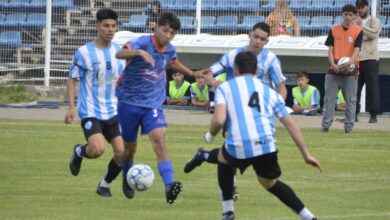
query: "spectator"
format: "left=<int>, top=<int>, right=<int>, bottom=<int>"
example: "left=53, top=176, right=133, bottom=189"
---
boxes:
left=190, top=75, right=209, bottom=107
left=166, top=72, right=191, bottom=105
left=355, top=0, right=381, bottom=123
left=292, top=71, right=320, bottom=115
left=265, top=0, right=300, bottom=36
left=146, top=0, right=162, bottom=31
left=335, top=89, right=346, bottom=112
left=208, top=72, right=226, bottom=113
left=321, top=4, right=363, bottom=134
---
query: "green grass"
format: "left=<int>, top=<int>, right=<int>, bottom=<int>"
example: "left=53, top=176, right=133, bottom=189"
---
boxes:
left=0, top=119, right=389, bottom=220
left=0, top=85, right=38, bottom=104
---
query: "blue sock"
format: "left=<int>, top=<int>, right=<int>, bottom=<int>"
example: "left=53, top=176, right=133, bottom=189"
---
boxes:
left=158, top=160, right=174, bottom=189
left=121, top=159, right=134, bottom=178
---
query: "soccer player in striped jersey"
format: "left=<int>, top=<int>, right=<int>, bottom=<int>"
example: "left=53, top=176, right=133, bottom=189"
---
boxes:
left=65, top=9, right=125, bottom=198
left=203, top=51, right=322, bottom=220
left=115, top=12, right=196, bottom=204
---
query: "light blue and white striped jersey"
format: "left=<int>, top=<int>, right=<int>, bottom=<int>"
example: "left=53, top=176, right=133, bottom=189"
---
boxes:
left=69, top=41, right=124, bottom=120
left=209, top=47, right=286, bottom=88
left=215, top=75, right=290, bottom=159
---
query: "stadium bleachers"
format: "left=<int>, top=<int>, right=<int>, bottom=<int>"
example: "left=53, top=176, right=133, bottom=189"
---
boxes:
left=120, top=14, right=148, bottom=32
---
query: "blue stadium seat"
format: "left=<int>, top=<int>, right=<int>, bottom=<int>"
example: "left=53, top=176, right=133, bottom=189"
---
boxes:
left=3, top=13, right=27, bottom=27
left=238, top=15, right=265, bottom=32
left=120, top=14, right=148, bottom=32
left=296, top=16, right=311, bottom=32
left=200, top=16, right=216, bottom=31
left=261, top=0, right=276, bottom=13
left=380, top=16, right=389, bottom=31
left=29, top=0, right=46, bottom=8
left=309, top=0, right=334, bottom=11
left=160, top=0, right=175, bottom=10
left=25, top=13, right=46, bottom=28
left=333, top=0, right=354, bottom=10
left=211, top=15, right=238, bottom=32
left=6, top=0, right=29, bottom=8
left=201, top=0, right=216, bottom=10
left=173, top=0, right=195, bottom=11
left=236, top=0, right=259, bottom=12
left=290, top=0, right=312, bottom=11
left=214, top=0, right=236, bottom=11
left=0, top=0, right=9, bottom=8
left=0, top=31, right=23, bottom=46
left=306, top=16, right=333, bottom=35
left=178, top=16, right=195, bottom=32
left=0, top=14, right=5, bottom=23
left=52, top=0, right=77, bottom=9
left=384, top=1, right=390, bottom=12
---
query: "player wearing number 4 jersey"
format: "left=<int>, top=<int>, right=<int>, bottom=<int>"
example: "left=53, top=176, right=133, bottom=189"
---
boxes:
left=192, top=51, right=322, bottom=220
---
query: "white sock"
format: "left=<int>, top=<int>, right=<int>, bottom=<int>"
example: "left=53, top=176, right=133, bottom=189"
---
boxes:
left=222, top=200, right=234, bottom=214
left=299, top=207, right=315, bottom=220
left=203, top=152, right=209, bottom=160
left=99, top=178, right=110, bottom=188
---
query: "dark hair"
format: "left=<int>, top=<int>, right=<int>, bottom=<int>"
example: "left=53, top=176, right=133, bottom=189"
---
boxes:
left=342, top=4, right=358, bottom=14
left=234, top=51, right=257, bottom=75
left=96, top=9, right=118, bottom=22
left=252, top=22, right=270, bottom=36
left=297, top=71, right=309, bottom=79
left=157, top=11, right=181, bottom=31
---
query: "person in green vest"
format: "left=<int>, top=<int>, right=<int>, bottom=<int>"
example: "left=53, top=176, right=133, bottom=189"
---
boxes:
left=190, top=75, right=209, bottom=107
left=335, top=89, right=346, bottom=112
left=292, top=71, right=320, bottom=115
left=166, top=72, right=191, bottom=105
left=208, top=72, right=227, bottom=113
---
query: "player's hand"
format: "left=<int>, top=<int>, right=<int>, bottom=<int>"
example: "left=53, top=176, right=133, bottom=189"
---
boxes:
left=204, top=131, right=215, bottom=144
left=331, top=63, right=340, bottom=73
left=64, top=107, right=76, bottom=124
left=193, top=70, right=203, bottom=78
left=341, top=61, right=352, bottom=73
left=140, top=50, right=155, bottom=67
left=304, top=154, right=323, bottom=172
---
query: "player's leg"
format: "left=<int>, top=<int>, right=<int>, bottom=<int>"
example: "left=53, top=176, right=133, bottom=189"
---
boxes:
left=69, top=118, right=105, bottom=176
left=143, top=108, right=182, bottom=204
left=321, top=74, right=340, bottom=132
left=363, top=60, right=380, bottom=123
left=355, top=64, right=365, bottom=122
left=341, top=76, right=358, bottom=133
left=96, top=117, right=124, bottom=197
left=217, top=147, right=236, bottom=220
left=255, top=152, right=317, bottom=220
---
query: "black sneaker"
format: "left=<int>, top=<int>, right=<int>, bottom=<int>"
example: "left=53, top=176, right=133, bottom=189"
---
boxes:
left=369, top=116, right=377, bottom=123
left=166, top=181, right=182, bottom=204
left=355, top=116, right=359, bottom=122
left=184, top=147, right=206, bottom=173
left=320, top=127, right=329, bottom=133
left=232, top=186, right=239, bottom=202
left=345, top=128, right=352, bottom=134
left=96, top=183, right=112, bottom=198
left=221, top=211, right=235, bottom=220
left=122, top=177, right=135, bottom=199
left=69, top=144, right=83, bottom=176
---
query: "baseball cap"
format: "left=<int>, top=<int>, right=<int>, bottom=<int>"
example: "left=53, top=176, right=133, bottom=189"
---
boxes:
left=355, top=0, right=369, bottom=7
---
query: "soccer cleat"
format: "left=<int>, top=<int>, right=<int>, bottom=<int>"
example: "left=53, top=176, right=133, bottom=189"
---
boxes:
left=221, top=211, right=235, bottom=220
left=122, top=177, right=135, bottom=199
left=184, top=147, right=206, bottom=173
left=96, top=183, right=112, bottom=198
left=320, top=127, right=329, bottom=133
left=232, top=186, right=239, bottom=202
left=355, top=116, right=359, bottom=122
left=344, top=128, right=352, bottom=134
left=166, top=181, right=182, bottom=204
left=369, top=116, right=377, bottom=123
left=69, top=144, right=83, bottom=176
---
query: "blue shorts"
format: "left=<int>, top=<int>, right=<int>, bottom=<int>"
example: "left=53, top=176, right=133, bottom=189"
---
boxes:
left=118, top=101, right=167, bottom=142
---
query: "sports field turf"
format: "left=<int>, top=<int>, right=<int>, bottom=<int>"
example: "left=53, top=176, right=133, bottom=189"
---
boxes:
left=0, top=119, right=389, bottom=220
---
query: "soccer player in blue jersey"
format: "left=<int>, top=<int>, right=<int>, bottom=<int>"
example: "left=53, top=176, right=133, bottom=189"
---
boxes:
left=202, top=51, right=322, bottom=220
left=115, top=11, right=196, bottom=204
left=65, top=9, right=125, bottom=198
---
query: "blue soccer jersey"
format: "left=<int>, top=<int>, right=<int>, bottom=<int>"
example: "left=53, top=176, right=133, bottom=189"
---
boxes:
left=69, top=41, right=124, bottom=120
left=215, top=75, right=290, bottom=159
left=209, top=47, right=286, bottom=88
left=116, top=35, right=178, bottom=109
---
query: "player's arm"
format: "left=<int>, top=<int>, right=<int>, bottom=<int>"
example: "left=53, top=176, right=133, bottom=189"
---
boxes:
left=276, top=82, right=287, bottom=100
left=171, top=60, right=195, bottom=78
left=64, top=77, right=77, bottom=124
left=191, top=98, right=208, bottom=107
left=116, top=44, right=155, bottom=67
left=327, top=46, right=339, bottom=73
left=279, top=115, right=322, bottom=172
left=362, top=18, right=381, bottom=39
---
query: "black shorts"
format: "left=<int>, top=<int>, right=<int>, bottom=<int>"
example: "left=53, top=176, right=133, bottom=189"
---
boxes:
left=80, top=116, right=121, bottom=143
left=221, top=146, right=281, bottom=179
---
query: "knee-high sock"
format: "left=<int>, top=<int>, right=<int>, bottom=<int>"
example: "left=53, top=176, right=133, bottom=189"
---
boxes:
left=158, top=160, right=174, bottom=189
left=267, top=180, right=305, bottom=214
left=218, top=163, right=235, bottom=201
left=104, top=158, right=122, bottom=183
left=121, top=159, right=134, bottom=178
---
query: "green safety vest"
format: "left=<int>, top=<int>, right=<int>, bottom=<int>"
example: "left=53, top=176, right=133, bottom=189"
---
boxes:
left=292, top=85, right=320, bottom=107
left=337, top=90, right=345, bottom=104
left=191, top=83, right=209, bottom=102
left=215, top=73, right=226, bottom=82
left=169, top=80, right=190, bottom=99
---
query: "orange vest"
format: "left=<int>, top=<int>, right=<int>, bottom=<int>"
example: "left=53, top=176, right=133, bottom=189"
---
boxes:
left=331, top=24, right=362, bottom=75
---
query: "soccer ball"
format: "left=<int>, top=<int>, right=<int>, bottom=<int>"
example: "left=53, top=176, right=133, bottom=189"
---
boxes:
left=126, top=164, right=155, bottom=191
left=337, top=57, right=355, bottom=73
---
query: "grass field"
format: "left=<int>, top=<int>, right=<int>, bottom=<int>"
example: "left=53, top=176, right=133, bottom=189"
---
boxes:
left=0, top=119, right=389, bottom=220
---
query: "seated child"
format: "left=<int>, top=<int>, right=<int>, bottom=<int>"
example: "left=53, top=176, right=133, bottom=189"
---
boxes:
left=292, top=71, right=320, bottom=115
left=166, top=72, right=191, bottom=105
left=190, top=75, right=209, bottom=107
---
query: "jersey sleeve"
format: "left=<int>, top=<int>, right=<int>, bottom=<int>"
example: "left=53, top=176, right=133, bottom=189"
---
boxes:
left=268, top=56, right=286, bottom=85
left=215, top=86, right=227, bottom=106
left=210, top=53, right=229, bottom=76
left=125, top=36, right=145, bottom=51
left=68, top=49, right=87, bottom=78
